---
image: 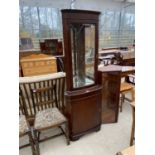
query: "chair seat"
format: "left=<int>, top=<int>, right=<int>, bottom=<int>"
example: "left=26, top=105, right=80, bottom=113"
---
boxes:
left=120, top=82, right=134, bottom=92
left=19, top=115, right=29, bottom=136
left=34, top=107, right=66, bottom=130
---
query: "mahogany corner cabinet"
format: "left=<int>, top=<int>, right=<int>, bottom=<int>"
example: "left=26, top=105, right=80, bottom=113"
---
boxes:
left=61, top=9, right=102, bottom=141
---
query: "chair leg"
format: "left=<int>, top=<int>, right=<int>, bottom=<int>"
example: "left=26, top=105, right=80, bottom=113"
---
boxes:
left=37, top=131, right=40, bottom=142
left=120, top=94, right=123, bottom=112
left=65, top=121, right=70, bottom=145
left=120, top=93, right=125, bottom=112
left=28, top=131, right=36, bottom=155
left=122, top=94, right=125, bottom=103
left=33, top=130, right=40, bottom=155
left=130, top=107, right=135, bottom=146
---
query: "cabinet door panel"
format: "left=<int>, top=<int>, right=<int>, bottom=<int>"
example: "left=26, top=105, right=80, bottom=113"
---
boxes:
left=71, top=93, right=101, bottom=134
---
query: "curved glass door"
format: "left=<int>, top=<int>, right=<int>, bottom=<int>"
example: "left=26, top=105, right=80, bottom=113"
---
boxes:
left=70, top=23, right=95, bottom=88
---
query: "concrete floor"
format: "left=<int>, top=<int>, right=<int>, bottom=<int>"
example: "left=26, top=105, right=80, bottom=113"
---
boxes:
left=20, top=101, right=133, bottom=155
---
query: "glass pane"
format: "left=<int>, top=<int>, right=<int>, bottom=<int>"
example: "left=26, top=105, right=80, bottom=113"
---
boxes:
left=31, top=7, right=39, bottom=30
left=70, top=24, right=95, bottom=88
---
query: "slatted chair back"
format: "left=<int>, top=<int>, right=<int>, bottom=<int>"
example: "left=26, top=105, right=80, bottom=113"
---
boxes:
left=19, top=72, right=66, bottom=119
left=19, top=90, right=28, bottom=116
left=31, top=85, right=58, bottom=113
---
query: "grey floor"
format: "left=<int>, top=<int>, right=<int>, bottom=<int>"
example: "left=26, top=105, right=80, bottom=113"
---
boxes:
left=20, top=100, right=133, bottom=155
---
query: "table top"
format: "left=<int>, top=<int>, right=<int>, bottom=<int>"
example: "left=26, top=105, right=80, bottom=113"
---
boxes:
left=98, top=65, right=135, bottom=73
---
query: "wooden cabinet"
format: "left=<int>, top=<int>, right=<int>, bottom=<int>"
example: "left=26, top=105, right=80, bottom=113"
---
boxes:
left=61, top=9, right=102, bottom=140
left=40, top=39, right=63, bottom=55
left=20, top=54, right=57, bottom=76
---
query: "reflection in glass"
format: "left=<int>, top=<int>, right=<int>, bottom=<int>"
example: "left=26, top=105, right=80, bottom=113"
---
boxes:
left=70, top=24, right=95, bottom=88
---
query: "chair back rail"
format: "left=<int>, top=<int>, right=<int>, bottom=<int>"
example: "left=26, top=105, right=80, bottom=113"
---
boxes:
left=19, top=72, right=66, bottom=118
left=31, top=85, right=58, bottom=112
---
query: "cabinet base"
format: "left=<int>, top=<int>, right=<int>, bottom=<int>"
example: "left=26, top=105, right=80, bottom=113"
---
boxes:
left=70, top=125, right=101, bottom=141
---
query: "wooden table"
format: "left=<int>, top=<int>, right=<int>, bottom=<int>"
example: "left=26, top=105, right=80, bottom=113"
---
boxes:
left=98, top=65, right=135, bottom=123
left=98, top=64, right=135, bottom=75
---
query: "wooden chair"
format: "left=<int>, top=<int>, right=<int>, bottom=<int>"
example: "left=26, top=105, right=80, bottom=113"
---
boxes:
left=120, top=82, right=134, bottom=112
left=19, top=92, right=40, bottom=155
left=19, top=72, right=66, bottom=125
left=30, top=85, right=70, bottom=150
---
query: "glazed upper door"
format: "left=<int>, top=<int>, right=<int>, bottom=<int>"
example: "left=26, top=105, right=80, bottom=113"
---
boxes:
left=70, top=23, right=96, bottom=88
left=61, top=9, right=100, bottom=91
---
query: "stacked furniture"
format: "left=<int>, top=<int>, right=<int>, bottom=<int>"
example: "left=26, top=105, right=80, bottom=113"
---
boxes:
left=99, top=48, right=135, bottom=66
